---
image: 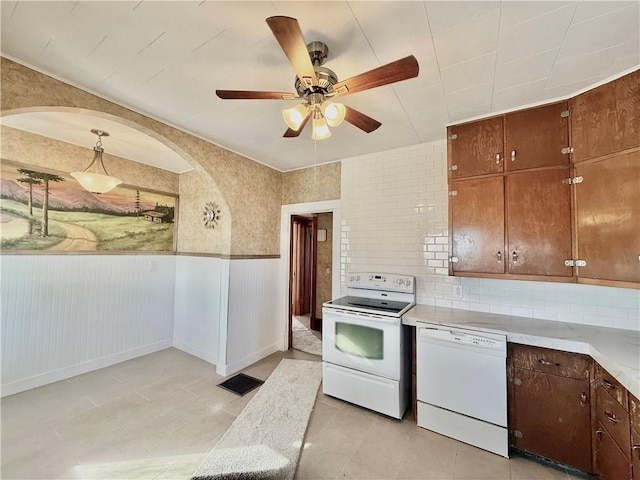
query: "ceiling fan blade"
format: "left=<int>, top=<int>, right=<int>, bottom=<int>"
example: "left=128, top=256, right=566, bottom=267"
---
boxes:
left=216, top=90, right=297, bottom=100
left=266, top=16, right=319, bottom=87
left=344, top=106, right=382, bottom=133
left=283, top=113, right=310, bottom=137
left=333, top=55, right=419, bottom=96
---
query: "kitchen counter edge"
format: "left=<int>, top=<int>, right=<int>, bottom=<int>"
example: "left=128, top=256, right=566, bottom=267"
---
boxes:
left=403, top=304, right=640, bottom=399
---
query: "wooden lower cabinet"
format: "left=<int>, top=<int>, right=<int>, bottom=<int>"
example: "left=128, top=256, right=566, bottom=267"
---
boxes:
left=595, top=421, right=633, bottom=480
left=509, top=367, right=592, bottom=472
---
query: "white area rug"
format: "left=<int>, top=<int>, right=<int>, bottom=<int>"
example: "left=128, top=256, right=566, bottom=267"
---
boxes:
left=191, top=359, right=322, bottom=480
left=292, top=317, right=322, bottom=356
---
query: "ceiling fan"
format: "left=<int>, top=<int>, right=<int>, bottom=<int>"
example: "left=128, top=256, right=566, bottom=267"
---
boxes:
left=216, top=16, right=419, bottom=140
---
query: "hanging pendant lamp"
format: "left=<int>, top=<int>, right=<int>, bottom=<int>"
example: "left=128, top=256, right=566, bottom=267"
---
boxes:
left=70, top=129, right=122, bottom=194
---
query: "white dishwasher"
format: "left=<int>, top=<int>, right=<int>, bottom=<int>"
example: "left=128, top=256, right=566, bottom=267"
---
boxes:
left=416, top=324, right=508, bottom=457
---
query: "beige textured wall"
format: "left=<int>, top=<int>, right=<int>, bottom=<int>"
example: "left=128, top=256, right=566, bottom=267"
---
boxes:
left=281, top=162, right=340, bottom=205
left=1, top=57, right=280, bottom=256
left=315, top=212, right=333, bottom=319
left=177, top=170, right=230, bottom=254
left=1, top=127, right=179, bottom=194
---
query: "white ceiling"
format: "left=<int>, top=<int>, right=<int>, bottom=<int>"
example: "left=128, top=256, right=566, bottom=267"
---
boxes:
left=1, top=1, right=638, bottom=172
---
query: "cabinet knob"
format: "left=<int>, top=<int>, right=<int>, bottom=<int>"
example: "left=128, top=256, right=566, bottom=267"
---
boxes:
left=605, top=411, right=618, bottom=424
left=602, top=379, right=615, bottom=390
left=511, top=150, right=516, bottom=161
left=497, top=251, right=502, bottom=263
left=595, top=429, right=604, bottom=441
left=495, top=153, right=501, bottom=164
left=538, top=358, right=560, bottom=367
left=512, top=251, right=518, bottom=264
left=580, top=392, right=588, bottom=406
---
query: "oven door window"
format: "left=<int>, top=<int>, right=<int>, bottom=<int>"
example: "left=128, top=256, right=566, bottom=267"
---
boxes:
left=335, top=322, right=384, bottom=359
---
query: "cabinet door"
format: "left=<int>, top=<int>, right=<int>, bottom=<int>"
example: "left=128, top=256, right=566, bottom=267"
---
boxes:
left=575, top=151, right=640, bottom=283
left=448, top=117, right=504, bottom=178
left=632, top=428, right=640, bottom=480
left=510, top=367, right=592, bottom=472
left=506, top=169, right=573, bottom=277
left=450, top=176, right=504, bottom=274
left=595, top=422, right=633, bottom=480
left=570, top=69, right=640, bottom=162
left=505, top=101, right=570, bottom=171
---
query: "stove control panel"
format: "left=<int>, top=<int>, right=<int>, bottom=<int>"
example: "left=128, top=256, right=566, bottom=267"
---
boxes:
left=347, top=273, right=414, bottom=293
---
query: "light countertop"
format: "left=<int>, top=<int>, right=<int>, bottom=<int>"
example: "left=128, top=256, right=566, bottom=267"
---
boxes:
left=404, top=304, right=640, bottom=400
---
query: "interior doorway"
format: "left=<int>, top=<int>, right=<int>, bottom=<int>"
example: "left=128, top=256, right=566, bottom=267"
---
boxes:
left=289, top=215, right=317, bottom=349
left=280, top=200, right=339, bottom=353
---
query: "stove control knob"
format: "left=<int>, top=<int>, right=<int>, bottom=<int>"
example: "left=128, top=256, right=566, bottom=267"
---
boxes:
left=396, top=278, right=405, bottom=286
left=406, top=279, right=412, bottom=288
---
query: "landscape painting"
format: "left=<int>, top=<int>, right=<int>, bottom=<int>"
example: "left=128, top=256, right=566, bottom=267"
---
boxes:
left=0, top=160, right=177, bottom=252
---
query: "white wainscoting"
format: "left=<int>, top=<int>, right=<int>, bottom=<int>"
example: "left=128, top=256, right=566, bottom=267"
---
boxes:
left=221, top=258, right=281, bottom=376
left=173, top=255, right=227, bottom=365
left=0, top=255, right=176, bottom=396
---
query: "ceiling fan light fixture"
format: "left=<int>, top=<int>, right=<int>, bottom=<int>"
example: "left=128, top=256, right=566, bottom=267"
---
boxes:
left=321, top=101, right=346, bottom=127
left=70, top=129, right=122, bottom=194
left=311, top=114, right=331, bottom=140
left=282, top=104, right=308, bottom=131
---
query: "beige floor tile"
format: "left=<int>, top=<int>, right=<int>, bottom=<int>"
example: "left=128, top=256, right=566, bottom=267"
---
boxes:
left=337, top=417, right=412, bottom=479
left=396, top=428, right=458, bottom=480
left=453, top=442, right=511, bottom=480
left=151, top=452, right=207, bottom=479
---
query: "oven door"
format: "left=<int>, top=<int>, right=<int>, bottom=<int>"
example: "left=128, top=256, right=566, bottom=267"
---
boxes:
left=322, top=307, right=401, bottom=380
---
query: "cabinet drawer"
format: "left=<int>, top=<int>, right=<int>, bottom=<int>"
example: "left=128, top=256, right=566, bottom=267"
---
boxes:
left=596, top=363, right=629, bottom=408
left=509, top=344, right=590, bottom=380
left=595, top=422, right=633, bottom=480
left=630, top=393, right=640, bottom=433
left=597, top=385, right=631, bottom=457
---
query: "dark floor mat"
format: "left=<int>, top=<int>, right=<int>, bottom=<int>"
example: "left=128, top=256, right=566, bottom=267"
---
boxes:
left=217, top=373, right=264, bottom=396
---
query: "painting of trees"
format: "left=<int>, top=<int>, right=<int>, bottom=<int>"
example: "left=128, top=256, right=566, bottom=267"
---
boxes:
left=30, top=172, right=64, bottom=236
left=16, top=169, right=42, bottom=234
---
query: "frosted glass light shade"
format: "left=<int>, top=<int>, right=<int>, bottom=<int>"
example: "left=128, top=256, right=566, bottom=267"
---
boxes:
left=321, top=101, right=346, bottom=127
left=70, top=171, right=122, bottom=194
left=312, top=116, right=331, bottom=140
left=282, top=104, right=308, bottom=130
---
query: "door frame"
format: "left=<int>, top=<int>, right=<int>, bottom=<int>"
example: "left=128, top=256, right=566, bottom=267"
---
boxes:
left=280, top=200, right=341, bottom=352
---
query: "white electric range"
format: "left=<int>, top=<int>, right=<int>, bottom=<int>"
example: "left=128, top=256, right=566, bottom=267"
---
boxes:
left=322, top=273, right=415, bottom=419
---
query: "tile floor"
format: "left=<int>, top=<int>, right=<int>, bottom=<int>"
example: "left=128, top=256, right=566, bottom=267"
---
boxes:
left=1, top=348, right=590, bottom=480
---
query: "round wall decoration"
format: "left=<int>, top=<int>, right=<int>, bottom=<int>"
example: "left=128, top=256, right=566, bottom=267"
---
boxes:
left=203, top=201, right=221, bottom=229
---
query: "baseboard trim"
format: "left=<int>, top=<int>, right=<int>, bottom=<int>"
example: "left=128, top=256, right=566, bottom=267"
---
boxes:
left=216, top=342, right=281, bottom=377
left=1, top=340, right=172, bottom=397
left=172, top=340, right=218, bottom=366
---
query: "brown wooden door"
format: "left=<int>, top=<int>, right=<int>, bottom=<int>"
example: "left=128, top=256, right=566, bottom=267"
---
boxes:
left=505, top=101, right=570, bottom=171
left=450, top=176, right=505, bottom=274
left=448, top=116, right=504, bottom=178
left=570, top=69, right=640, bottom=163
left=291, top=216, right=316, bottom=317
left=510, top=367, right=592, bottom=472
left=595, top=422, right=633, bottom=480
left=575, top=151, right=640, bottom=283
left=506, top=168, right=573, bottom=277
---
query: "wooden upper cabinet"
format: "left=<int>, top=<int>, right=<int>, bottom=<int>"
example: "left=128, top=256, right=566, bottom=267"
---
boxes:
left=505, top=102, right=570, bottom=171
left=570, top=69, right=640, bottom=162
left=575, top=150, right=640, bottom=284
left=448, top=116, right=504, bottom=178
left=450, top=176, right=505, bottom=274
left=506, top=168, right=573, bottom=277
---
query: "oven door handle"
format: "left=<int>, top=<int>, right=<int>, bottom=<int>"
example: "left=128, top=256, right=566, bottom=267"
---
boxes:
left=324, top=307, right=400, bottom=325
